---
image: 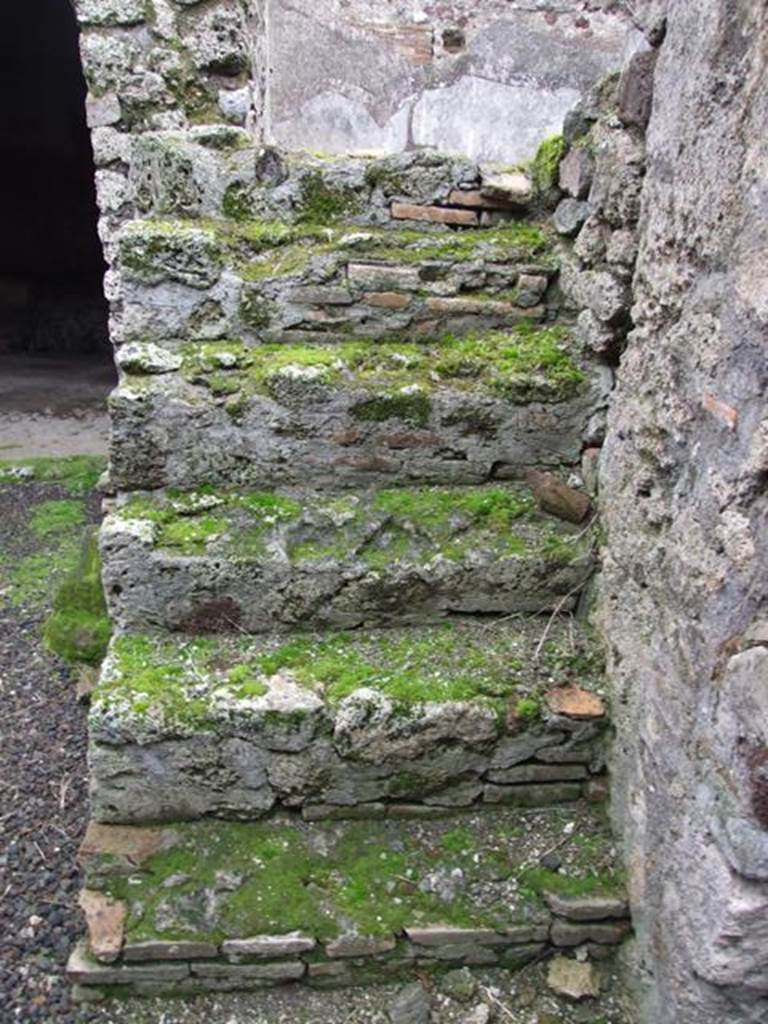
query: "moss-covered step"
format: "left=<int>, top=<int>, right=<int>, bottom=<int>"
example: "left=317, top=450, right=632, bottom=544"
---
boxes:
left=116, top=212, right=562, bottom=350
left=88, top=618, right=607, bottom=823
left=70, top=804, right=630, bottom=996
left=100, top=484, right=594, bottom=635
left=108, top=328, right=608, bottom=491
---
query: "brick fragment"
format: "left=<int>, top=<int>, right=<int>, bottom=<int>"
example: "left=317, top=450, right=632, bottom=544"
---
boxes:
left=545, top=686, right=605, bottom=720
left=364, top=291, right=411, bottom=310
left=390, top=202, right=479, bottom=226
left=526, top=469, right=592, bottom=524
left=78, top=890, right=126, bottom=964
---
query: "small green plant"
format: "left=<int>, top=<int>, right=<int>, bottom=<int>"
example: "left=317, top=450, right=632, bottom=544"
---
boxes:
left=43, top=530, right=112, bottom=666
left=531, top=134, right=566, bottom=193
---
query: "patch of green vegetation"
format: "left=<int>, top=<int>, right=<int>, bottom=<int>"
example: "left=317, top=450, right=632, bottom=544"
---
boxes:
left=43, top=530, right=111, bottom=666
left=296, top=171, right=363, bottom=223
left=250, top=623, right=523, bottom=706
left=30, top=499, right=86, bottom=538
left=181, top=324, right=585, bottom=407
left=101, top=816, right=538, bottom=944
left=350, top=391, right=432, bottom=427
left=531, top=135, right=566, bottom=193
left=0, top=455, right=106, bottom=495
left=514, top=697, right=541, bottom=721
left=518, top=865, right=625, bottom=901
left=221, top=182, right=254, bottom=221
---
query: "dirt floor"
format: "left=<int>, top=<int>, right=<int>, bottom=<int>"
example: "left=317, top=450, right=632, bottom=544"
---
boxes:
left=0, top=355, right=113, bottom=458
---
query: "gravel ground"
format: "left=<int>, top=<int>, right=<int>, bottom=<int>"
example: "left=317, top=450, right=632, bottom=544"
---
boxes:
left=0, top=474, right=634, bottom=1024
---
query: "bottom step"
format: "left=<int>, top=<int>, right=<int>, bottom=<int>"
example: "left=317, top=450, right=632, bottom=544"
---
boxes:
left=70, top=805, right=630, bottom=997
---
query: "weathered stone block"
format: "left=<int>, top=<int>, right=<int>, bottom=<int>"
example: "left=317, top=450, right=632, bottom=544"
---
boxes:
left=483, top=783, right=583, bottom=806
left=222, top=934, right=316, bottom=959
left=123, top=940, right=218, bottom=962
left=326, top=935, right=397, bottom=958
left=550, top=919, right=631, bottom=947
left=544, top=893, right=629, bottom=921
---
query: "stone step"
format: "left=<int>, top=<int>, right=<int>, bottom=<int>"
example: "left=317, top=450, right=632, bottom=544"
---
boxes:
left=101, top=483, right=595, bottom=634
left=115, top=212, right=560, bottom=351
left=109, top=327, right=607, bottom=492
left=88, top=617, right=607, bottom=824
left=69, top=803, right=629, bottom=997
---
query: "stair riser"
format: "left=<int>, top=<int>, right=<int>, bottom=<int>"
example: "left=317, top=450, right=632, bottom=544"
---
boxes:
left=89, top=728, right=603, bottom=825
left=101, top=543, right=592, bottom=634
left=107, top=380, right=604, bottom=492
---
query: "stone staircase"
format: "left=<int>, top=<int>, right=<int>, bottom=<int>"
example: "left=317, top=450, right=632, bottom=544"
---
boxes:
left=69, top=148, right=629, bottom=999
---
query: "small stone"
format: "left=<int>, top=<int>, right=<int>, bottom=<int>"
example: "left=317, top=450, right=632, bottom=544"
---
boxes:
left=545, top=686, right=605, bottom=720
left=440, top=967, right=477, bottom=1003
left=78, top=890, right=126, bottom=964
left=123, top=940, right=218, bottom=962
left=574, top=309, right=616, bottom=355
left=218, top=86, right=251, bottom=125
left=550, top=919, right=631, bottom=947
left=618, top=50, right=658, bottom=128
left=86, top=92, right=121, bottom=128
left=559, top=148, right=594, bottom=200
left=544, top=892, right=629, bottom=921
left=404, top=927, right=507, bottom=947
left=116, top=342, right=182, bottom=375
left=222, top=933, right=317, bottom=959
left=325, top=934, right=396, bottom=958
left=546, top=955, right=600, bottom=1001
left=480, top=172, right=533, bottom=205
left=516, top=273, right=548, bottom=308
left=606, top=229, right=638, bottom=266
left=464, top=1005, right=491, bottom=1024
left=389, top=981, right=431, bottom=1024
left=540, top=852, right=563, bottom=871
left=526, top=469, right=592, bottom=524
left=364, top=291, right=412, bottom=310
left=553, top=198, right=590, bottom=236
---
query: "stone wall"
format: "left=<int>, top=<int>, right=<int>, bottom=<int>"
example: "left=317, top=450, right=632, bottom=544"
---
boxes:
left=599, top=2, right=768, bottom=1022
left=265, top=0, right=643, bottom=163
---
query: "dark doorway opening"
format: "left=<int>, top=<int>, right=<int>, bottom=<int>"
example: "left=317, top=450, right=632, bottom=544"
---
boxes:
left=0, top=0, right=114, bottom=455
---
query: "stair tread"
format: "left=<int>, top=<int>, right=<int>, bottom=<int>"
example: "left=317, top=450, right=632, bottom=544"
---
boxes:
left=88, top=618, right=606, bottom=824
left=92, top=617, right=604, bottom=742
left=109, top=327, right=603, bottom=492
left=101, top=484, right=595, bottom=633
left=77, top=804, right=625, bottom=953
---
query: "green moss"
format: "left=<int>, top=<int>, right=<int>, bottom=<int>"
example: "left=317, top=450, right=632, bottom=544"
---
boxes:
left=101, top=815, right=542, bottom=944
left=514, top=697, right=540, bottom=721
left=0, top=455, right=106, bottom=495
left=221, top=182, right=254, bottom=221
left=43, top=531, right=111, bottom=666
left=30, top=499, right=86, bottom=538
left=296, top=171, right=362, bottom=224
left=531, top=135, right=566, bottom=193
left=250, top=622, right=524, bottom=706
left=182, top=325, right=586, bottom=407
left=350, top=391, right=432, bottom=427
left=518, top=865, right=625, bottom=901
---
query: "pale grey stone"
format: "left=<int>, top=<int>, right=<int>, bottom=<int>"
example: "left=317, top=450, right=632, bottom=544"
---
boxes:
left=544, top=893, right=629, bottom=921
left=86, top=93, right=121, bottom=129
left=67, top=942, right=189, bottom=985
left=559, top=147, right=594, bottom=199
left=547, top=955, right=600, bottom=1000
left=404, top=927, right=507, bottom=947
left=222, top=933, right=316, bottom=959
left=191, top=961, right=306, bottom=981
left=123, top=940, right=217, bottom=961
left=388, top=981, right=431, bottom=1024
left=326, top=935, right=396, bottom=958
left=116, top=343, right=182, bottom=375
left=218, top=87, right=252, bottom=125
left=553, top=198, right=590, bottom=237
